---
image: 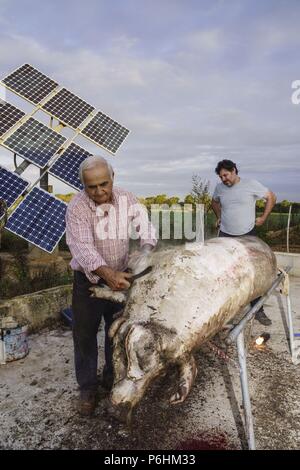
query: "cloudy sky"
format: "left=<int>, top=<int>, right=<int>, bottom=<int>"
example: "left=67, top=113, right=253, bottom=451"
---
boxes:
left=0, top=0, right=300, bottom=201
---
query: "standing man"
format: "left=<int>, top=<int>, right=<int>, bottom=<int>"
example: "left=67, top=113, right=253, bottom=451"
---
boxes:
left=212, top=159, right=276, bottom=326
left=66, top=155, right=156, bottom=417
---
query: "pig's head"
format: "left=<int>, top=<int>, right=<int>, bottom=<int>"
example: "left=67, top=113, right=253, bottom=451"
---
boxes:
left=110, top=322, right=165, bottom=419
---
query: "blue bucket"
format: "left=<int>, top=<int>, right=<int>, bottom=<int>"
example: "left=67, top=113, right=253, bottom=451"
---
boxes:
left=61, top=307, right=73, bottom=327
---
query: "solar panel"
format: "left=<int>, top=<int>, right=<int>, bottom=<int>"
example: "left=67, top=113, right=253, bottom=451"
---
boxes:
left=81, top=111, right=130, bottom=154
left=2, top=64, right=59, bottom=104
left=3, top=117, right=66, bottom=168
left=42, top=88, right=94, bottom=129
left=5, top=187, right=67, bottom=253
left=0, top=167, right=29, bottom=213
left=0, top=99, right=25, bottom=137
left=49, top=142, right=92, bottom=190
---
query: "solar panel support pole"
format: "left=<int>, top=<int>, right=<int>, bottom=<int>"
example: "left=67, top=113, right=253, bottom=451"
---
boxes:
left=14, top=157, right=31, bottom=175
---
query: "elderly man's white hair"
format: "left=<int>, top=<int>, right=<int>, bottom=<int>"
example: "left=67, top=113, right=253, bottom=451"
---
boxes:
left=79, top=155, right=113, bottom=184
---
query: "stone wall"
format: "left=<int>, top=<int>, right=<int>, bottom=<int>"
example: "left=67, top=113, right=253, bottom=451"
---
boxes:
left=274, top=252, right=300, bottom=276
left=0, top=284, right=72, bottom=332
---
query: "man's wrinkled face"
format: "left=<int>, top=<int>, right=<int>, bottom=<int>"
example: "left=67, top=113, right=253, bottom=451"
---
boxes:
left=83, top=164, right=114, bottom=205
left=219, top=168, right=238, bottom=187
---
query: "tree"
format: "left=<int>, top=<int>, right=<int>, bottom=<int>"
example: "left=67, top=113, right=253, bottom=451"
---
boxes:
left=281, top=199, right=292, bottom=208
left=167, top=196, right=180, bottom=206
left=145, top=196, right=156, bottom=207
left=256, top=199, right=265, bottom=210
left=184, top=194, right=195, bottom=204
left=154, top=194, right=168, bottom=205
left=189, top=175, right=212, bottom=212
left=56, top=193, right=75, bottom=203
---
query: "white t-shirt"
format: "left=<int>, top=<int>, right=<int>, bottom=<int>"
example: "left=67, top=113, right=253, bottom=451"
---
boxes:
left=212, top=178, right=269, bottom=235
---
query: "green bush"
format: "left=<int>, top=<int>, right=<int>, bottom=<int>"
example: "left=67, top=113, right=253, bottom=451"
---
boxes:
left=0, top=230, right=27, bottom=252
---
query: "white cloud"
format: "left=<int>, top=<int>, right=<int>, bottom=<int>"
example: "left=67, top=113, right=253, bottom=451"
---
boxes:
left=184, top=29, right=226, bottom=53
left=0, top=13, right=300, bottom=202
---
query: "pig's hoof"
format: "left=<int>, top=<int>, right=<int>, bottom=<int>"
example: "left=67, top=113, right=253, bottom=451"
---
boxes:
left=169, top=383, right=189, bottom=405
left=106, top=401, right=133, bottom=426
left=169, top=356, right=197, bottom=405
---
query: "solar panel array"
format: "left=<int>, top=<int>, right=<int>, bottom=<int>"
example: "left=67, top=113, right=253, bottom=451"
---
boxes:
left=0, top=99, right=25, bottom=137
left=0, top=63, right=131, bottom=252
left=49, top=143, right=92, bottom=190
left=0, top=167, right=29, bottom=214
left=5, top=187, right=67, bottom=253
left=81, top=111, right=130, bottom=154
left=2, top=64, right=59, bottom=104
left=3, top=117, right=66, bottom=168
left=42, top=88, right=94, bottom=129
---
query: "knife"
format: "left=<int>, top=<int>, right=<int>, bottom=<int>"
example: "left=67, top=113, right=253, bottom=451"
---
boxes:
left=129, top=265, right=152, bottom=283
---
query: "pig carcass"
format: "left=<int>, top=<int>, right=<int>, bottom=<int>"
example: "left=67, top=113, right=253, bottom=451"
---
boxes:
left=90, top=236, right=277, bottom=418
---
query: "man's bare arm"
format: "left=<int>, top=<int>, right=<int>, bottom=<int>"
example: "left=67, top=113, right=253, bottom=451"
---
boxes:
left=256, top=191, right=277, bottom=226
left=211, top=199, right=221, bottom=228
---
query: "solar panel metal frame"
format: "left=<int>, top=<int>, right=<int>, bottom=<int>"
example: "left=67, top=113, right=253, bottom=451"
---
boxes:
left=41, top=87, right=95, bottom=130
left=2, top=116, right=66, bottom=168
left=80, top=110, right=130, bottom=154
left=0, top=166, right=29, bottom=218
left=49, top=142, right=92, bottom=191
left=0, top=99, right=26, bottom=137
left=5, top=187, right=67, bottom=253
left=1, top=63, right=59, bottom=105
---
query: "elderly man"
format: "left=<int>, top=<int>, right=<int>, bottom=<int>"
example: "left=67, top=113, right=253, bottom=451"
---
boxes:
left=212, top=159, right=276, bottom=326
left=66, top=156, right=156, bottom=416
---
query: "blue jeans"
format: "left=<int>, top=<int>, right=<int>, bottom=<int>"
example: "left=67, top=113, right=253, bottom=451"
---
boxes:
left=72, top=271, right=123, bottom=393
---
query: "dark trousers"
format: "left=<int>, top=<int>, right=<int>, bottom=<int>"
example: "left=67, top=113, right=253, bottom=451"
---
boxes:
left=218, top=227, right=263, bottom=311
left=72, top=271, right=123, bottom=393
left=218, top=227, right=257, bottom=237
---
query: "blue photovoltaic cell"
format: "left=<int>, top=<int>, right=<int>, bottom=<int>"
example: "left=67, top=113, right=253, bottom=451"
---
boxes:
left=0, top=99, right=25, bottom=135
left=6, top=187, right=67, bottom=253
left=49, top=142, right=92, bottom=190
left=81, top=111, right=130, bottom=154
left=0, top=167, right=29, bottom=213
left=0, top=99, right=25, bottom=137
left=3, top=117, right=66, bottom=168
left=2, top=64, right=59, bottom=105
left=42, top=88, right=94, bottom=129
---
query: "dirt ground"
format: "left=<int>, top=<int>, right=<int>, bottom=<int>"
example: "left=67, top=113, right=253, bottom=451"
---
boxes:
left=0, top=277, right=299, bottom=451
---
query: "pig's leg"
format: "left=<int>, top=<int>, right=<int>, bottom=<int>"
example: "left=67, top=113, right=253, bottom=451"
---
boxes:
left=111, top=322, right=132, bottom=383
left=89, top=285, right=127, bottom=304
left=169, top=355, right=197, bottom=405
left=109, top=313, right=127, bottom=339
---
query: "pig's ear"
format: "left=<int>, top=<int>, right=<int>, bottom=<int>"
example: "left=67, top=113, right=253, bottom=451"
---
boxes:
left=125, top=324, right=160, bottom=380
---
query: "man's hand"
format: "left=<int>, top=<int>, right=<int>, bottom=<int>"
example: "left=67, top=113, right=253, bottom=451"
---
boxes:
left=215, top=218, right=221, bottom=229
left=95, top=266, right=132, bottom=291
left=255, top=215, right=266, bottom=226
left=128, top=244, right=153, bottom=275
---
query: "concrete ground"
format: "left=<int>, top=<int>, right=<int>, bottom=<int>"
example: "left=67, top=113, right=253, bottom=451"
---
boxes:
left=0, top=277, right=299, bottom=450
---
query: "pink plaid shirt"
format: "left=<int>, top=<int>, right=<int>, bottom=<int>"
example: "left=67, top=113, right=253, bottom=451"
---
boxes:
left=65, top=187, right=157, bottom=284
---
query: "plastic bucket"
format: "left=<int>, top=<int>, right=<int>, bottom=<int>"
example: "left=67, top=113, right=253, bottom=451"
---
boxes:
left=0, top=325, right=29, bottom=363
